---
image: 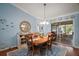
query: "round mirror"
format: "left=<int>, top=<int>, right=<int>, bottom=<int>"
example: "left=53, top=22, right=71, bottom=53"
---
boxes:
left=20, top=21, right=31, bottom=33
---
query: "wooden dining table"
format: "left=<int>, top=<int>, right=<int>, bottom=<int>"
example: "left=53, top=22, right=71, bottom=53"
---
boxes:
left=29, top=36, right=49, bottom=46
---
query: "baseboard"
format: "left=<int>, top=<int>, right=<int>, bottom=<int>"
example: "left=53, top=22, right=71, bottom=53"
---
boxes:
left=0, top=46, right=18, bottom=52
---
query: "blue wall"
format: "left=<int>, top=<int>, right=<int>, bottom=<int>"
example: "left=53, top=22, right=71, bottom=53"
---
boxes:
left=73, top=14, right=79, bottom=48
left=0, top=3, right=38, bottom=50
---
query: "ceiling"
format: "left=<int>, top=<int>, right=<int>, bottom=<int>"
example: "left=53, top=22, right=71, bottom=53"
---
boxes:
left=12, top=3, right=79, bottom=20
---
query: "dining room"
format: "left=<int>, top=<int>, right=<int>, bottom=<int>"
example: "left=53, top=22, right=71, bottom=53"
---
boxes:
left=0, top=3, right=79, bottom=56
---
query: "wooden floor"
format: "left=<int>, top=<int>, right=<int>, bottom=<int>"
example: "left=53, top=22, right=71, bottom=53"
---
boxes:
left=0, top=44, right=79, bottom=56
left=66, top=47, right=79, bottom=56
left=0, top=47, right=18, bottom=56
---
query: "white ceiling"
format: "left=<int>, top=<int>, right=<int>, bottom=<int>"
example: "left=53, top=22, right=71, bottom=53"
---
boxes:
left=12, top=3, right=79, bottom=19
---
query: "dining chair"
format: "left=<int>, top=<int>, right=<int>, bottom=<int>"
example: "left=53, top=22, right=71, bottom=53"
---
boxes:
left=47, top=32, right=57, bottom=48
left=51, top=31, right=57, bottom=41
left=25, top=33, right=41, bottom=56
left=25, top=34, right=34, bottom=55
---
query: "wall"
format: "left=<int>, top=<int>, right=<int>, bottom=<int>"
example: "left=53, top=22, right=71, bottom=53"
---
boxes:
left=73, top=14, right=79, bottom=48
left=0, top=3, right=38, bottom=50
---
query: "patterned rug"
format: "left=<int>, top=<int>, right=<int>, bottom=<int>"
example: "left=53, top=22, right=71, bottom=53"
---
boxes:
left=7, top=44, right=67, bottom=56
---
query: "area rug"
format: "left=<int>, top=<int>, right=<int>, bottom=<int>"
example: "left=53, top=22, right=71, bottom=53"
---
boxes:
left=7, top=44, right=67, bottom=56
left=7, top=48, right=28, bottom=56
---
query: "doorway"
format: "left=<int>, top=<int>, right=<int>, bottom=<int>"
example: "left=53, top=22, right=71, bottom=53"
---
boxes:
left=51, top=20, right=73, bottom=45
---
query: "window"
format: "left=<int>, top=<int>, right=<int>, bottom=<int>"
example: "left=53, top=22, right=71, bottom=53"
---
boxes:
left=58, top=24, right=73, bottom=35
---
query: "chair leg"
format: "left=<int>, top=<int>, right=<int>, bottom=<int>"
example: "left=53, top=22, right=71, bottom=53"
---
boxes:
left=38, top=48, right=41, bottom=55
left=32, top=46, right=34, bottom=56
left=27, top=49, right=31, bottom=56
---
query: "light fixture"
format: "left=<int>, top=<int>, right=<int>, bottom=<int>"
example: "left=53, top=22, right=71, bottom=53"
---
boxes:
left=39, top=3, right=49, bottom=25
left=39, top=21, right=49, bottom=25
left=38, top=3, right=50, bottom=36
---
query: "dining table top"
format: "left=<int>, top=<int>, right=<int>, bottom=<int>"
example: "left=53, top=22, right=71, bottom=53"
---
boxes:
left=29, top=36, right=49, bottom=46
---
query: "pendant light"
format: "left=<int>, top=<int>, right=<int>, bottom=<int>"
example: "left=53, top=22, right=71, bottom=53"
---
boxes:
left=40, top=3, right=49, bottom=25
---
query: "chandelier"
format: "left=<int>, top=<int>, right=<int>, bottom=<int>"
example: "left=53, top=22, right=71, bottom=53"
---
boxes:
left=39, top=3, right=49, bottom=25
